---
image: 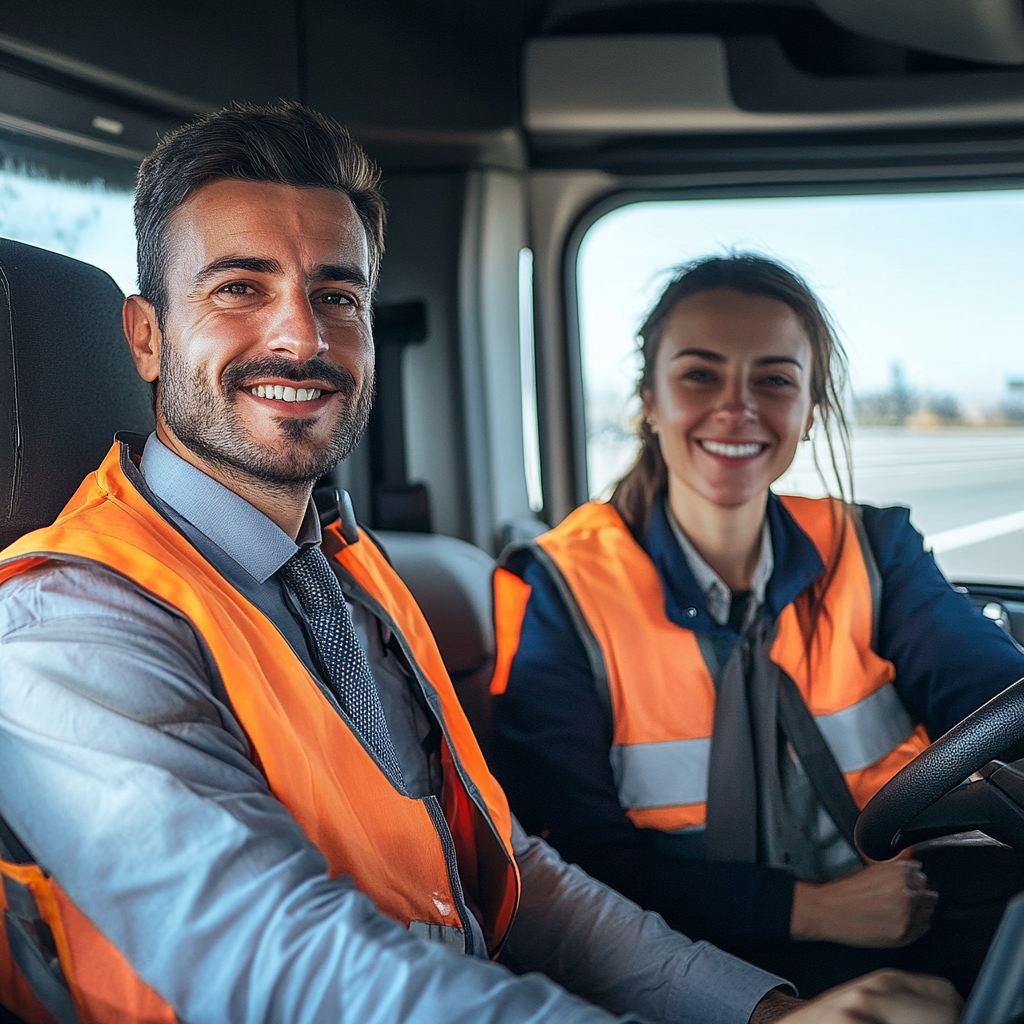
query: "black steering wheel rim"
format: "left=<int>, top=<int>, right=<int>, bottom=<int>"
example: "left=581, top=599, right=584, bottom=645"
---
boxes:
left=855, top=676, right=1024, bottom=861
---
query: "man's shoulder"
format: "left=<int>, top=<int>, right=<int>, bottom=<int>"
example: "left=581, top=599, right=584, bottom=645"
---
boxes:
left=0, top=557, right=188, bottom=640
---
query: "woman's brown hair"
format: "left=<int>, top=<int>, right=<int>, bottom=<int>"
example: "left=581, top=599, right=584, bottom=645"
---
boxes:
left=609, top=253, right=854, bottom=646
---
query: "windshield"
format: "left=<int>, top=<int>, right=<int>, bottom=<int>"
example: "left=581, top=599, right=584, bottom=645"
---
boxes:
left=576, top=188, right=1024, bottom=584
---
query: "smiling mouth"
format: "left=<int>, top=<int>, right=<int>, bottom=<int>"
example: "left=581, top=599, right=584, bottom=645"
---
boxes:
left=249, top=384, right=325, bottom=403
left=698, top=440, right=769, bottom=459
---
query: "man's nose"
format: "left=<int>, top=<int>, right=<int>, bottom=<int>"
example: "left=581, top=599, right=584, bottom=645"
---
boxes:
left=265, top=288, right=327, bottom=361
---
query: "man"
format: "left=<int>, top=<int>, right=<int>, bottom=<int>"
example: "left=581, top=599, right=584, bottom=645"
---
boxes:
left=0, top=102, right=958, bottom=1024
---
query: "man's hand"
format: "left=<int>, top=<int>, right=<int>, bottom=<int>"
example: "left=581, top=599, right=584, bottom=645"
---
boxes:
left=773, top=971, right=961, bottom=1024
left=791, top=860, right=938, bottom=947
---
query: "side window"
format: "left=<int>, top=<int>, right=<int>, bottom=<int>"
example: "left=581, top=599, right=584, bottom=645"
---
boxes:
left=0, top=136, right=137, bottom=295
left=576, top=190, right=1024, bottom=584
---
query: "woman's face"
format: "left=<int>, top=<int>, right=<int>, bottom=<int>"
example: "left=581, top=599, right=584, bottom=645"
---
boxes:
left=644, top=287, right=815, bottom=511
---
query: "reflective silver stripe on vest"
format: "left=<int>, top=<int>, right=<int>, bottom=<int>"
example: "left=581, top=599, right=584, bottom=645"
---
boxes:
left=611, top=682, right=913, bottom=809
left=814, top=682, right=915, bottom=772
left=610, top=737, right=712, bottom=808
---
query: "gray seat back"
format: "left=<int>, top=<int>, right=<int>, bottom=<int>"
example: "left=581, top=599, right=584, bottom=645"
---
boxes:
left=0, top=238, right=154, bottom=550
left=377, top=531, right=496, bottom=755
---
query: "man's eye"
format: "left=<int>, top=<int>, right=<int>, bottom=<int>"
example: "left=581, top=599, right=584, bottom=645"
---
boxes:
left=218, top=282, right=255, bottom=296
left=315, top=291, right=355, bottom=306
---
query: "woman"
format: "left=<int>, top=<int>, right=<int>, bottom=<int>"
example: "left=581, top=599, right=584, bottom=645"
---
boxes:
left=491, top=254, right=1024, bottom=996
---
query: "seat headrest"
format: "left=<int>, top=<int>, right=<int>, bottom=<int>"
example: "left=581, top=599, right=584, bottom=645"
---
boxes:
left=377, top=531, right=495, bottom=674
left=0, top=238, right=154, bottom=550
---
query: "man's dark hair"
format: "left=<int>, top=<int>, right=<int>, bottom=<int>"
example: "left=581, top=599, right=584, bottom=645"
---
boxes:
left=135, top=100, right=386, bottom=328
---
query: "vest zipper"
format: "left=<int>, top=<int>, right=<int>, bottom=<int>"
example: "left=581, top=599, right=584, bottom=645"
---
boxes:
left=337, top=571, right=520, bottom=956
left=422, top=795, right=476, bottom=957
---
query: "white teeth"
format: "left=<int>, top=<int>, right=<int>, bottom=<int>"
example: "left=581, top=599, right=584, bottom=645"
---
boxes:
left=700, top=440, right=765, bottom=458
left=249, top=385, right=323, bottom=402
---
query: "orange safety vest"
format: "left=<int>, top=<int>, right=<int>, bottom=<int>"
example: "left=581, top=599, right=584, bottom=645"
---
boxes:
left=492, top=497, right=930, bottom=836
left=0, top=440, right=520, bottom=1024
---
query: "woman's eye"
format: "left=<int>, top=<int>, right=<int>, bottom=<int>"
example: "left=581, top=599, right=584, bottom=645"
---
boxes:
left=681, top=368, right=716, bottom=383
left=760, top=374, right=795, bottom=388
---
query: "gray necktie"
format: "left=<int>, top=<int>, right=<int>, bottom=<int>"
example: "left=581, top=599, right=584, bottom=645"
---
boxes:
left=280, top=545, right=405, bottom=786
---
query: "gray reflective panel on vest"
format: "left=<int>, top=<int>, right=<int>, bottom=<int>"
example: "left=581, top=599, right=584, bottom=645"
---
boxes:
left=408, top=920, right=467, bottom=953
left=610, top=738, right=711, bottom=808
left=813, top=683, right=914, bottom=773
left=611, top=684, right=912, bottom=810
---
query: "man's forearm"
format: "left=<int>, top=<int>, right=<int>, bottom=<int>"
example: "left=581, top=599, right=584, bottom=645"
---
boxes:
left=506, top=823, right=794, bottom=1023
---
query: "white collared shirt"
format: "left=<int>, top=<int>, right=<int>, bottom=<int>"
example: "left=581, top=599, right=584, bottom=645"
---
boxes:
left=664, top=496, right=774, bottom=631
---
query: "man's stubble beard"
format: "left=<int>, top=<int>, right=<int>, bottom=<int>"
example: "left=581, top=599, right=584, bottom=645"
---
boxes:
left=159, top=343, right=374, bottom=487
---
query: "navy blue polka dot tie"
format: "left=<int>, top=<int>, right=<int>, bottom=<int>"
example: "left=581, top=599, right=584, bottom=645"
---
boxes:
left=280, top=545, right=405, bottom=786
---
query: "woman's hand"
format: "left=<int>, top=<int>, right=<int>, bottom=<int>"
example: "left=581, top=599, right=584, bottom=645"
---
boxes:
left=772, top=971, right=961, bottom=1024
left=790, top=860, right=938, bottom=947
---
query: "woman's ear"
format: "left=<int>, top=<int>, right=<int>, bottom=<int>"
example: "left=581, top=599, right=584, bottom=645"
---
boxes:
left=802, top=406, right=816, bottom=441
left=123, top=295, right=162, bottom=382
left=641, top=389, right=658, bottom=435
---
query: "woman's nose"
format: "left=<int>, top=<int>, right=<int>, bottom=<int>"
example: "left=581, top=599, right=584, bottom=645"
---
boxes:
left=717, top=375, right=756, bottom=416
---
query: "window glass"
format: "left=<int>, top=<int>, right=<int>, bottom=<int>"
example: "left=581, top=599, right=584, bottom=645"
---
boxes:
left=576, top=189, right=1024, bottom=583
left=0, top=139, right=136, bottom=295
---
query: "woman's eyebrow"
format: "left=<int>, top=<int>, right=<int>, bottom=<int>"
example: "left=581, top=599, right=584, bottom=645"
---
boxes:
left=756, top=355, right=804, bottom=368
left=669, top=347, right=725, bottom=361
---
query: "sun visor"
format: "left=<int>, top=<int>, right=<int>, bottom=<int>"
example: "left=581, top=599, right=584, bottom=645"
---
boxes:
left=814, top=0, right=1024, bottom=67
left=523, top=34, right=1024, bottom=134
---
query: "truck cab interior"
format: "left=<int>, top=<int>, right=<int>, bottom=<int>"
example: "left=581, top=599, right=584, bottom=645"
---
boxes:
left=6, top=2, right=1024, bottom=1021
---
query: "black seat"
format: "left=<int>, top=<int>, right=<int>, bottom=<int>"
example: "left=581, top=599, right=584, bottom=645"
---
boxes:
left=0, top=238, right=154, bottom=550
left=378, top=531, right=496, bottom=754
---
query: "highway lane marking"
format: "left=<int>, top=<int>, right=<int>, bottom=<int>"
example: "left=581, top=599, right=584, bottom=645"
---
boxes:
left=927, top=509, right=1024, bottom=553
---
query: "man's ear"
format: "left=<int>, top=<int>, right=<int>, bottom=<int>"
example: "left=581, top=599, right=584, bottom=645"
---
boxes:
left=123, top=295, right=162, bottom=382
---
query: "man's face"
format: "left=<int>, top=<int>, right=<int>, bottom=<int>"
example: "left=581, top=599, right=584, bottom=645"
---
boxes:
left=152, top=179, right=374, bottom=487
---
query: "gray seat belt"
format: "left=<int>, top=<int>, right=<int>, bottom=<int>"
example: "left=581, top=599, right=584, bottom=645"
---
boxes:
left=776, top=670, right=865, bottom=859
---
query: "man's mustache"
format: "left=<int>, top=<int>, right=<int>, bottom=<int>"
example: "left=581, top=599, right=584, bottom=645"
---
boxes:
left=222, top=357, right=358, bottom=397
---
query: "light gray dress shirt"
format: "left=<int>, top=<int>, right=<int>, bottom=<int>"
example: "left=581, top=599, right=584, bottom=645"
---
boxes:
left=0, top=434, right=789, bottom=1024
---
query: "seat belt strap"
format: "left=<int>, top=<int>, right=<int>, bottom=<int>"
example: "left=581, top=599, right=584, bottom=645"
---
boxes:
left=776, top=670, right=866, bottom=861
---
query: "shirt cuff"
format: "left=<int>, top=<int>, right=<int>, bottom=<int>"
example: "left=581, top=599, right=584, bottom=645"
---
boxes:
left=667, top=944, right=796, bottom=1024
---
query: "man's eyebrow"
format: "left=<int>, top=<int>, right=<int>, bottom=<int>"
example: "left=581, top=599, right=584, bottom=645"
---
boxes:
left=190, top=258, right=369, bottom=292
left=312, top=264, right=369, bottom=290
left=192, top=256, right=280, bottom=287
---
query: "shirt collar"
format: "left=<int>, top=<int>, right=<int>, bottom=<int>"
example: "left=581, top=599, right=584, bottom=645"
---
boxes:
left=139, top=432, right=321, bottom=583
left=664, top=497, right=774, bottom=629
left=642, top=490, right=824, bottom=631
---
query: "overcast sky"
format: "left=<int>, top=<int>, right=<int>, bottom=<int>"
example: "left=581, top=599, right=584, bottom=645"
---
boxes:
left=578, top=188, right=1024, bottom=416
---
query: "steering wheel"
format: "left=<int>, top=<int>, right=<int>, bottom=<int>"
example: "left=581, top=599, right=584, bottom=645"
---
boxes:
left=855, top=676, right=1024, bottom=862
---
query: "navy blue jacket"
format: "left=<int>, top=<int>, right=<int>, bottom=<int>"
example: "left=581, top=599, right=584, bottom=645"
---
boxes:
left=492, top=494, right=1024, bottom=951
